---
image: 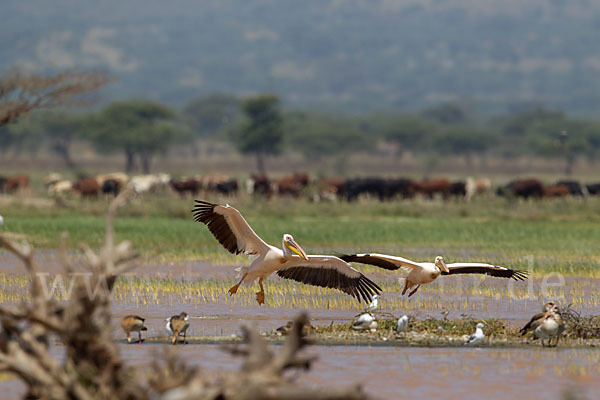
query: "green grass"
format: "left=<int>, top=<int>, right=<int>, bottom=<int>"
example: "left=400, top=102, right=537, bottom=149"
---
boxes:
left=1, top=195, right=599, bottom=274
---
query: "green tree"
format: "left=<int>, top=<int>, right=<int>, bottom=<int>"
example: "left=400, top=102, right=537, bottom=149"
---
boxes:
left=434, top=127, right=494, bottom=168
left=90, top=100, right=187, bottom=173
left=526, top=118, right=588, bottom=176
left=284, top=111, right=372, bottom=161
left=183, top=93, right=240, bottom=138
left=422, top=103, right=468, bottom=125
left=233, top=94, right=283, bottom=173
left=373, top=114, right=438, bottom=157
left=34, top=112, right=87, bottom=169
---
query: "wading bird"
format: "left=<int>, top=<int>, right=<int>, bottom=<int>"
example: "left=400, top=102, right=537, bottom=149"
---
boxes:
left=520, top=303, right=564, bottom=347
left=351, top=312, right=377, bottom=331
left=396, top=315, right=409, bottom=333
left=121, top=315, right=147, bottom=344
left=465, top=322, right=485, bottom=345
left=166, top=312, right=190, bottom=345
left=534, top=313, right=564, bottom=347
left=192, top=200, right=381, bottom=305
left=340, top=254, right=527, bottom=297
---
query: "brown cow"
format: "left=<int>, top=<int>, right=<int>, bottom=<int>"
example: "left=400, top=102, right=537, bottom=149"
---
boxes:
left=170, top=178, right=202, bottom=197
left=274, top=172, right=310, bottom=197
left=497, top=179, right=544, bottom=199
left=3, top=175, right=29, bottom=193
left=544, top=184, right=570, bottom=198
left=73, top=178, right=100, bottom=198
left=416, top=178, right=451, bottom=199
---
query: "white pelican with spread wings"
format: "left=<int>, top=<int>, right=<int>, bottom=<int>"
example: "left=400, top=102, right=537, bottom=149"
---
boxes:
left=192, top=200, right=381, bottom=305
left=340, top=253, right=527, bottom=297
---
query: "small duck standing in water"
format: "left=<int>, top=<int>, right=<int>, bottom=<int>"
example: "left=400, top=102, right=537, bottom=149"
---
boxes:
left=166, top=312, right=190, bottom=345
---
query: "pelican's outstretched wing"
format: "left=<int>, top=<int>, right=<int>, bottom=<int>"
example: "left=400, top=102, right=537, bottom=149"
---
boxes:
left=192, top=200, right=269, bottom=256
left=443, top=263, right=528, bottom=281
left=339, top=253, right=422, bottom=272
left=277, top=255, right=382, bottom=303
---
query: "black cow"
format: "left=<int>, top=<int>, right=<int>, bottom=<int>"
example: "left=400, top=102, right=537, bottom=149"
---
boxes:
left=385, top=178, right=417, bottom=199
left=101, top=178, right=121, bottom=197
left=0, top=175, right=5, bottom=192
left=216, top=179, right=238, bottom=195
left=556, top=180, right=585, bottom=196
left=586, top=183, right=600, bottom=196
left=450, top=181, right=467, bottom=198
left=342, top=178, right=387, bottom=201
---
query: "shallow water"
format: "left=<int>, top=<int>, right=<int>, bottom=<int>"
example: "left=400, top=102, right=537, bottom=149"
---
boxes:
left=2, top=344, right=599, bottom=399
left=2, top=252, right=600, bottom=399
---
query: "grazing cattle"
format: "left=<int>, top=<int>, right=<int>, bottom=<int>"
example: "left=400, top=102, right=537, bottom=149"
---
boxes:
left=342, top=178, right=387, bottom=201
left=73, top=178, right=100, bottom=198
left=215, top=179, right=238, bottom=196
left=3, top=175, right=29, bottom=193
left=450, top=181, right=467, bottom=198
left=556, top=180, right=585, bottom=196
left=544, top=184, right=570, bottom=198
left=0, top=176, right=5, bottom=192
left=586, top=183, right=600, bottom=196
left=248, top=174, right=272, bottom=197
left=385, top=178, right=417, bottom=199
left=128, top=174, right=171, bottom=194
left=170, top=178, right=202, bottom=197
left=274, top=172, right=310, bottom=197
left=44, top=173, right=64, bottom=187
left=498, top=179, right=544, bottom=199
left=416, top=178, right=451, bottom=200
left=202, top=173, right=229, bottom=191
left=101, top=179, right=121, bottom=197
left=48, top=180, right=73, bottom=196
left=316, top=177, right=346, bottom=201
left=465, top=177, right=492, bottom=201
left=96, top=172, right=129, bottom=188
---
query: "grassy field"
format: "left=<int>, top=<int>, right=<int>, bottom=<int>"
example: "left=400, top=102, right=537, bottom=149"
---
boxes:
left=1, top=193, right=599, bottom=275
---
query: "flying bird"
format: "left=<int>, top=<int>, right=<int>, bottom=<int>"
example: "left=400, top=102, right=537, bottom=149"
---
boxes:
left=166, top=312, right=190, bottom=345
left=121, top=315, right=147, bottom=344
left=465, top=322, right=485, bottom=345
left=192, top=200, right=381, bottom=305
left=340, top=253, right=527, bottom=297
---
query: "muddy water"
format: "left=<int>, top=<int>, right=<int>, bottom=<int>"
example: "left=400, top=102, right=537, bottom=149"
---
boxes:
left=2, top=344, right=599, bottom=399
left=2, top=252, right=600, bottom=398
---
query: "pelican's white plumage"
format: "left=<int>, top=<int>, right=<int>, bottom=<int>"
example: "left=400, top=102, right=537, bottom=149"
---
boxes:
left=341, top=253, right=527, bottom=297
left=396, top=315, right=409, bottom=333
left=192, top=200, right=381, bottom=305
left=466, top=323, right=485, bottom=345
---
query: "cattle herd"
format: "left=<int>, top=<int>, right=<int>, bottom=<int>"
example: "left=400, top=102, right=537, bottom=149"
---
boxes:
left=0, top=171, right=599, bottom=201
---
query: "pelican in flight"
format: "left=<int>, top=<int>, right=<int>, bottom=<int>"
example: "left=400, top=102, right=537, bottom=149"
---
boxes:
left=340, top=253, right=528, bottom=297
left=192, top=200, right=381, bottom=305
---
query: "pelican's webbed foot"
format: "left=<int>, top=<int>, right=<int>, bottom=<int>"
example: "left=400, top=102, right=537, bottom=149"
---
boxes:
left=255, top=291, right=265, bottom=305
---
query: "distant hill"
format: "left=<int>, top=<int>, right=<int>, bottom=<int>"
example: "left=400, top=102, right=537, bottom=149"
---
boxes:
left=3, top=0, right=600, bottom=115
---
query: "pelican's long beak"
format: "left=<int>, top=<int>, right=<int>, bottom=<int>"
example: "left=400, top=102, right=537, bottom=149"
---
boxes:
left=436, top=258, right=449, bottom=273
left=286, top=238, right=309, bottom=260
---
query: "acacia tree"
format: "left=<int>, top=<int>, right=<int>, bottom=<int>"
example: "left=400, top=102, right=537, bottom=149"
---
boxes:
left=233, top=94, right=283, bottom=174
left=90, top=100, right=188, bottom=173
left=0, top=69, right=110, bottom=127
